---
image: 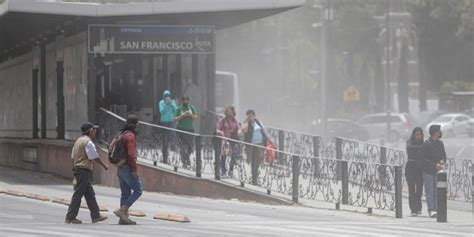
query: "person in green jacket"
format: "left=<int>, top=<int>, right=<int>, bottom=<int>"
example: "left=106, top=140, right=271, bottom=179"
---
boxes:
left=174, top=96, right=198, bottom=167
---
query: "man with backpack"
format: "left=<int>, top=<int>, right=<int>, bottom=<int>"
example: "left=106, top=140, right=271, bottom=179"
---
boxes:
left=65, top=122, right=108, bottom=224
left=113, top=115, right=143, bottom=225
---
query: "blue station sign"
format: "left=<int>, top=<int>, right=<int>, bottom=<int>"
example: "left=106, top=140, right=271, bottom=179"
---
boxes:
left=88, top=24, right=215, bottom=54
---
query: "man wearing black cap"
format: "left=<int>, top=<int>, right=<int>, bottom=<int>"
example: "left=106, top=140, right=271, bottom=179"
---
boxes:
left=65, top=122, right=109, bottom=224
left=113, top=115, right=142, bottom=225
left=420, top=124, right=447, bottom=218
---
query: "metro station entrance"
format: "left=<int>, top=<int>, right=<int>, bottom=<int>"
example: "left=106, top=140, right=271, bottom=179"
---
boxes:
left=89, top=25, right=215, bottom=128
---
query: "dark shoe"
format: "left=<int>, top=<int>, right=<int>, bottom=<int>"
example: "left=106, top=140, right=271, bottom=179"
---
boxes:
left=65, top=218, right=82, bottom=224
left=92, top=215, right=108, bottom=223
left=119, top=217, right=137, bottom=225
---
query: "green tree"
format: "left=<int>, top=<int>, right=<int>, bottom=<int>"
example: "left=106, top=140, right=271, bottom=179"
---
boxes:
left=408, top=0, right=473, bottom=111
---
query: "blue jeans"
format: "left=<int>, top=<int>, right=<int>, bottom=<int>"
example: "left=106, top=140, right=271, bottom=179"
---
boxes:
left=117, top=165, right=143, bottom=208
left=423, top=172, right=437, bottom=212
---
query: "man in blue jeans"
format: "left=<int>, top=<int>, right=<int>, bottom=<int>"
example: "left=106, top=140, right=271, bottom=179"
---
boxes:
left=420, top=124, right=446, bottom=218
left=114, top=115, right=143, bottom=225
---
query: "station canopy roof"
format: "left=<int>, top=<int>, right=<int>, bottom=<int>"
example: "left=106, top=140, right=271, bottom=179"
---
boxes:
left=0, top=0, right=303, bottom=56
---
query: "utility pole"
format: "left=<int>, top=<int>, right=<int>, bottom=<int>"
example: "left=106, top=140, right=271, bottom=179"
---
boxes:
left=320, top=0, right=331, bottom=138
left=385, top=0, right=392, bottom=142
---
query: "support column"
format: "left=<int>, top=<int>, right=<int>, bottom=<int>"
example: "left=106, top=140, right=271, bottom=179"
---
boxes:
left=56, top=61, right=65, bottom=139
left=87, top=54, right=97, bottom=123
left=206, top=54, right=216, bottom=134
left=56, top=35, right=65, bottom=139
left=40, top=44, right=46, bottom=139
left=32, top=68, right=39, bottom=139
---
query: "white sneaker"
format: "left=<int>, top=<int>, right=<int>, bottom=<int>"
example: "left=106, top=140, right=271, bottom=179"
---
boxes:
left=429, top=211, right=437, bottom=218
left=411, top=212, right=418, bottom=217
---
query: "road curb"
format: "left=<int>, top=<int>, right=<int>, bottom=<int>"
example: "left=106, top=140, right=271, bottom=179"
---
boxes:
left=52, top=197, right=70, bottom=206
left=128, top=210, right=146, bottom=217
left=5, top=189, right=25, bottom=197
left=25, top=193, right=50, bottom=201
left=154, top=213, right=191, bottom=223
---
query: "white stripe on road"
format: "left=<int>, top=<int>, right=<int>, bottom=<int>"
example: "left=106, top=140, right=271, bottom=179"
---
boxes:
left=240, top=224, right=343, bottom=236
left=284, top=225, right=391, bottom=237
left=0, top=213, right=34, bottom=220
left=0, top=226, right=89, bottom=237
left=378, top=225, right=474, bottom=236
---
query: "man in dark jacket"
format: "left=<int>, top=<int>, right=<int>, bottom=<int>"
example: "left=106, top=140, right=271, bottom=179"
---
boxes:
left=420, top=124, right=447, bottom=218
left=113, top=115, right=143, bottom=225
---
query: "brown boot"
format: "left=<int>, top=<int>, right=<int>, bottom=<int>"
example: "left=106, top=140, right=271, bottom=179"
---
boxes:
left=92, top=215, right=108, bottom=223
left=65, top=218, right=82, bottom=224
left=114, top=206, right=129, bottom=221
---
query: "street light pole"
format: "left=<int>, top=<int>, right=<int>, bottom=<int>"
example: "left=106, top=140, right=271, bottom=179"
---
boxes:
left=320, top=0, right=331, bottom=138
left=385, top=0, right=392, bottom=142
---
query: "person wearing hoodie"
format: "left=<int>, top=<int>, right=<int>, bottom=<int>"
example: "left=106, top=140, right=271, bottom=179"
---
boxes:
left=158, top=90, right=177, bottom=162
left=114, top=115, right=142, bottom=225
left=405, top=127, right=424, bottom=216
left=420, top=124, right=447, bottom=218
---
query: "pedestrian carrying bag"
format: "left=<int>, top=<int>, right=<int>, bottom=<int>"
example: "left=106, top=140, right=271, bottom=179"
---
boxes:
left=265, top=141, right=276, bottom=164
left=108, top=133, right=127, bottom=167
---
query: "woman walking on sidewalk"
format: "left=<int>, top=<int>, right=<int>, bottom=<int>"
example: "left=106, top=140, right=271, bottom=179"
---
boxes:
left=405, top=127, right=424, bottom=216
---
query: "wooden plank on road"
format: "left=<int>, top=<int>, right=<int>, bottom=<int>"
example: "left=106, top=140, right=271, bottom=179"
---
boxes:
left=154, top=213, right=191, bottom=223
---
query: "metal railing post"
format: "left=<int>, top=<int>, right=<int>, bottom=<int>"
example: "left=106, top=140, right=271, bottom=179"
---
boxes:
left=341, top=160, right=349, bottom=205
left=195, top=136, right=202, bottom=178
left=395, top=165, right=403, bottom=218
left=313, top=136, right=321, bottom=178
left=214, top=136, right=221, bottom=180
left=437, top=170, right=448, bottom=222
left=336, top=137, right=342, bottom=180
left=292, top=155, right=300, bottom=203
left=380, top=146, right=387, bottom=187
left=278, top=129, right=285, bottom=158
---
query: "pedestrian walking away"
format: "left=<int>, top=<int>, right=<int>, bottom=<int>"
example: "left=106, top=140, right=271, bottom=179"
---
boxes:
left=216, top=106, right=242, bottom=177
left=114, top=115, right=143, bottom=225
left=405, top=127, right=424, bottom=216
left=65, top=122, right=109, bottom=224
left=175, top=96, right=198, bottom=168
left=158, top=90, right=178, bottom=162
left=420, top=124, right=447, bottom=218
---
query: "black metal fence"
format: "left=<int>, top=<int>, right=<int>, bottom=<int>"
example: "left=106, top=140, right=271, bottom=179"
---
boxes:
left=97, top=108, right=473, bottom=218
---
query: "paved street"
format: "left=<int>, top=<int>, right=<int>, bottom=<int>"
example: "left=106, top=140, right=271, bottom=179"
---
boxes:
left=1, top=166, right=473, bottom=236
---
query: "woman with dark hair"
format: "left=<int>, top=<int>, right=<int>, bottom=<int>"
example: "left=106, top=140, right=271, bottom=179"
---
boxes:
left=242, top=109, right=270, bottom=186
left=405, top=127, right=424, bottom=216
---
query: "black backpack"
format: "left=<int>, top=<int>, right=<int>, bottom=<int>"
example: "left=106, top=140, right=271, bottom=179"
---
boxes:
left=108, top=133, right=127, bottom=167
